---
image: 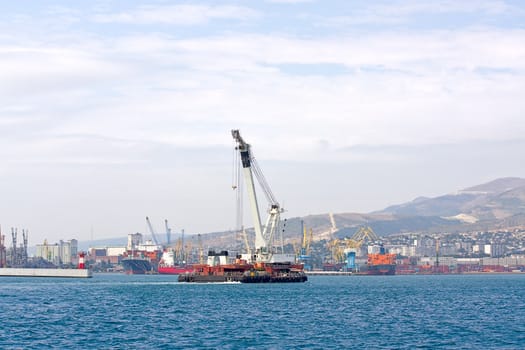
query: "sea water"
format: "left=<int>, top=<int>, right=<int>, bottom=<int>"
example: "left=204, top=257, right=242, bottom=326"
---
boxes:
left=1, top=274, right=524, bottom=349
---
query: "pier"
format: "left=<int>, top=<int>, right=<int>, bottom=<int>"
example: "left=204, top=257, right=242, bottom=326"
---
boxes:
left=0, top=268, right=92, bottom=278
left=305, top=271, right=353, bottom=276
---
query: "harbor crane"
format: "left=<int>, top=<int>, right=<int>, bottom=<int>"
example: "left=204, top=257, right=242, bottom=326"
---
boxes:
left=197, top=233, right=204, bottom=264
left=298, top=221, right=313, bottom=270
left=345, top=225, right=379, bottom=251
left=0, top=226, right=6, bottom=268
left=165, top=219, right=172, bottom=245
left=11, top=228, right=17, bottom=266
left=232, top=129, right=295, bottom=263
left=22, top=229, right=28, bottom=265
left=145, top=217, right=161, bottom=247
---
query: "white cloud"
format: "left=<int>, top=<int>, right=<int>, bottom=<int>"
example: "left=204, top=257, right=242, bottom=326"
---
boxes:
left=370, top=0, right=513, bottom=16
left=266, top=0, right=315, bottom=3
left=92, top=4, right=259, bottom=25
left=2, top=28, right=524, bottom=165
left=0, top=46, right=129, bottom=98
left=318, top=0, right=519, bottom=27
left=1, top=2, right=524, bottom=239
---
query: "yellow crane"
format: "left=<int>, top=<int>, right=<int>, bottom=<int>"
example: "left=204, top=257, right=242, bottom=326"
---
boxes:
left=301, top=226, right=313, bottom=256
left=327, top=226, right=379, bottom=260
left=345, top=226, right=379, bottom=252
left=326, top=238, right=345, bottom=263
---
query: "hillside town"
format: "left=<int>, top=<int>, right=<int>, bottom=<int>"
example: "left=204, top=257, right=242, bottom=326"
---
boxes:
left=2, top=225, right=525, bottom=275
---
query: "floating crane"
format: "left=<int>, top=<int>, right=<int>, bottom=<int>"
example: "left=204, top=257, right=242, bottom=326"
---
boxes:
left=231, top=129, right=295, bottom=264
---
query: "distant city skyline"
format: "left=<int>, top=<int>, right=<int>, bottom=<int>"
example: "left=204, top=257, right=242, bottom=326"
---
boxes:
left=1, top=0, right=524, bottom=244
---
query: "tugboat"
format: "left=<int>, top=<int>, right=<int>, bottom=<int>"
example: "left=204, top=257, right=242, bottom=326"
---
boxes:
left=179, top=130, right=307, bottom=284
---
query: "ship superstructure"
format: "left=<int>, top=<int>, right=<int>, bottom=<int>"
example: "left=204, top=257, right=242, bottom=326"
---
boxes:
left=158, top=249, right=193, bottom=275
left=122, top=233, right=162, bottom=274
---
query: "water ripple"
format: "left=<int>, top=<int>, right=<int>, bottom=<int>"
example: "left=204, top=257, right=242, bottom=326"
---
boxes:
left=1, top=274, right=524, bottom=349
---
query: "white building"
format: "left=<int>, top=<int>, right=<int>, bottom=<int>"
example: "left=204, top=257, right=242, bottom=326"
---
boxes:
left=35, top=239, right=78, bottom=265
left=127, top=233, right=143, bottom=250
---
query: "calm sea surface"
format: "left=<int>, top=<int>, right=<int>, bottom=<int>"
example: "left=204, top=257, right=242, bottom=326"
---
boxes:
left=1, top=274, right=524, bottom=349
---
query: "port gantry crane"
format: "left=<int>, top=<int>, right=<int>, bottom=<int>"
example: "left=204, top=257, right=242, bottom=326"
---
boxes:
left=232, top=129, right=294, bottom=264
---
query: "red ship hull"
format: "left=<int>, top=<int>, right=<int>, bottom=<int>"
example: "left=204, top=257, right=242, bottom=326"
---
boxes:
left=158, top=265, right=194, bottom=275
left=178, top=261, right=307, bottom=283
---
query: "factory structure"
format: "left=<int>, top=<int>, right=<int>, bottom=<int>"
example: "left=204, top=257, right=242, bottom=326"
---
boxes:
left=0, top=227, right=31, bottom=268
left=2, top=219, right=525, bottom=275
left=0, top=226, right=81, bottom=268
left=35, top=239, right=79, bottom=266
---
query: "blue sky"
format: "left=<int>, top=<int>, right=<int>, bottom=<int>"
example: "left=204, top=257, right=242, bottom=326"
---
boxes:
left=1, top=0, right=524, bottom=244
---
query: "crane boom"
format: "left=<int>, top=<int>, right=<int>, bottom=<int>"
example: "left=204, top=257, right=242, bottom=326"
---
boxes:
left=232, top=129, right=266, bottom=251
left=232, top=129, right=286, bottom=262
left=145, top=216, right=161, bottom=246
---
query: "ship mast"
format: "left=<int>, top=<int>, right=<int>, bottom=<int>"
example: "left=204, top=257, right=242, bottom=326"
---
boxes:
left=232, top=129, right=282, bottom=261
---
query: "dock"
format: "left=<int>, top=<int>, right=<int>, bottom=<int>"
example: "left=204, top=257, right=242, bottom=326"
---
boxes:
left=305, top=271, right=353, bottom=276
left=0, top=268, right=92, bottom=278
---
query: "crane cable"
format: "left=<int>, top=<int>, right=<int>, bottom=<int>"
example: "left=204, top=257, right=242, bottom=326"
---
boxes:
left=250, top=154, right=279, bottom=207
left=232, top=144, right=243, bottom=233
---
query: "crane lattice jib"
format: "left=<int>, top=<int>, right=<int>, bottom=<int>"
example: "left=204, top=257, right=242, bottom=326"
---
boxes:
left=351, top=226, right=379, bottom=242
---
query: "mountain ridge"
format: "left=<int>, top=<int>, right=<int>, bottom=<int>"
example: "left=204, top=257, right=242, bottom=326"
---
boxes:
left=74, top=177, right=525, bottom=249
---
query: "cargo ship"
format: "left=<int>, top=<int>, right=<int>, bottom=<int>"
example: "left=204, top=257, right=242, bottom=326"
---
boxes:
left=367, top=246, right=396, bottom=275
left=122, top=257, right=155, bottom=275
left=178, top=251, right=307, bottom=283
left=122, top=233, right=162, bottom=274
left=157, top=250, right=194, bottom=275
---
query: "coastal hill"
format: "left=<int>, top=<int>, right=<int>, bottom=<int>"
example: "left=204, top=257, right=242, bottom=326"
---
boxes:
left=377, top=177, right=525, bottom=220
left=78, top=177, right=525, bottom=250
left=198, top=177, right=525, bottom=249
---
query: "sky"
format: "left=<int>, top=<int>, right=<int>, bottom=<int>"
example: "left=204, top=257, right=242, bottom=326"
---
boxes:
left=1, top=0, right=524, bottom=245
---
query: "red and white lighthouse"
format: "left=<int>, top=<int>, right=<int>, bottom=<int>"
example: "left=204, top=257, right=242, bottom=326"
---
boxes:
left=78, top=252, right=86, bottom=269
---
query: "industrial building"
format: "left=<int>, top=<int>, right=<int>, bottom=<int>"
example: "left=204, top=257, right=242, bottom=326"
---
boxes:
left=35, top=239, right=78, bottom=266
